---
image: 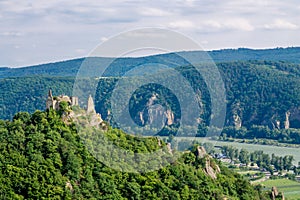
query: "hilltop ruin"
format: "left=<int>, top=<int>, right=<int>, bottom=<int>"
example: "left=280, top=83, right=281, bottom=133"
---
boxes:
left=46, top=89, right=78, bottom=110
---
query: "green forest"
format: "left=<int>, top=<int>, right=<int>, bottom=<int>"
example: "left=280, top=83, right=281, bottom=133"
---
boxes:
left=1, top=48, right=299, bottom=199
left=1, top=58, right=300, bottom=143
left=0, top=108, right=272, bottom=199
left=0, top=48, right=300, bottom=144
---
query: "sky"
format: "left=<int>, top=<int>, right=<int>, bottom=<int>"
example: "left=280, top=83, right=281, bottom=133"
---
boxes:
left=1, top=0, right=300, bottom=67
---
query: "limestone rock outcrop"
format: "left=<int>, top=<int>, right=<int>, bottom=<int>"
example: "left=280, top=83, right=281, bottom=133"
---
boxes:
left=271, top=186, right=285, bottom=200
left=284, top=111, right=290, bottom=129
left=203, top=157, right=218, bottom=179
left=137, top=93, right=175, bottom=127
left=232, top=114, right=242, bottom=129
left=66, top=181, right=74, bottom=193
left=166, top=143, right=173, bottom=155
left=195, top=146, right=221, bottom=179
left=87, top=95, right=96, bottom=114
left=196, top=146, right=207, bottom=158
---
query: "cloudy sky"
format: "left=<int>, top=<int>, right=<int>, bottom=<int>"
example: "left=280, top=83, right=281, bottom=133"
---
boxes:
left=1, top=0, right=300, bottom=67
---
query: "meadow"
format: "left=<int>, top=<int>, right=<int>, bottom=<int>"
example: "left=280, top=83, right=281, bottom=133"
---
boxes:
left=170, top=137, right=300, bottom=165
left=261, top=179, right=300, bottom=200
left=213, top=140, right=300, bottom=165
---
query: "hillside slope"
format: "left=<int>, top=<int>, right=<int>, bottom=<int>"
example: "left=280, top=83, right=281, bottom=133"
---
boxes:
left=1, top=60, right=300, bottom=132
left=0, top=109, right=269, bottom=199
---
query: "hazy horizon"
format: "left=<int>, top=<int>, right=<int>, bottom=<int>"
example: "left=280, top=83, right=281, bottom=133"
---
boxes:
left=2, top=45, right=300, bottom=68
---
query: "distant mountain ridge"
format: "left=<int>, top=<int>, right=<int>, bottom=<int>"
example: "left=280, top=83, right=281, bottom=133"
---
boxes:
left=1, top=47, right=300, bottom=134
left=1, top=47, right=300, bottom=78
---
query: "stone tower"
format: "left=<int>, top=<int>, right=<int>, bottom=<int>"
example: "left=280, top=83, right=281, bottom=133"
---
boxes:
left=46, top=89, right=78, bottom=110
left=87, top=95, right=96, bottom=114
left=71, top=96, right=79, bottom=106
left=46, top=89, right=54, bottom=110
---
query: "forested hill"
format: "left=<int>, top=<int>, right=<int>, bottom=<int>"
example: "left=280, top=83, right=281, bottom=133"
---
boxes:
left=0, top=109, right=270, bottom=199
left=1, top=60, right=300, bottom=130
left=1, top=47, right=300, bottom=136
left=1, top=47, right=300, bottom=78
left=209, top=47, right=300, bottom=63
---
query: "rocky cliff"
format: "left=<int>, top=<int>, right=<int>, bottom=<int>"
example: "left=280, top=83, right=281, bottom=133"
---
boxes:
left=196, top=146, right=221, bottom=179
left=136, top=93, right=175, bottom=127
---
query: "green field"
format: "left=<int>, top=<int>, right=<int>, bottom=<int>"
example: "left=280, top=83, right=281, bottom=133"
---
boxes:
left=170, top=137, right=300, bottom=165
left=213, top=140, right=300, bottom=165
left=237, top=170, right=261, bottom=175
left=261, top=179, right=300, bottom=200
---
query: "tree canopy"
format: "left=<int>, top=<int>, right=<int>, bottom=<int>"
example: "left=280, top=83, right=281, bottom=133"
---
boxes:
left=0, top=109, right=269, bottom=199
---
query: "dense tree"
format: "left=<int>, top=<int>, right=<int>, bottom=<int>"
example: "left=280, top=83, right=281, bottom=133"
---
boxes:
left=239, top=149, right=250, bottom=166
left=222, top=146, right=295, bottom=173
left=221, top=126, right=300, bottom=144
left=0, top=110, right=268, bottom=199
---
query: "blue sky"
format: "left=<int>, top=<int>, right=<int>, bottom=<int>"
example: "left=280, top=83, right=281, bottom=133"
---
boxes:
left=1, top=0, right=300, bottom=67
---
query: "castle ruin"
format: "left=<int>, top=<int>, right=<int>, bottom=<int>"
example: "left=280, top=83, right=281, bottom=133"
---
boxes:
left=46, top=89, right=78, bottom=110
left=46, top=89, right=96, bottom=114
left=46, top=89, right=103, bottom=126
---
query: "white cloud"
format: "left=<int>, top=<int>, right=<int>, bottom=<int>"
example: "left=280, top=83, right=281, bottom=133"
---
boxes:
left=1, top=0, right=300, bottom=67
left=168, top=20, right=195, bottom=29
left=181, top=0, right=196, bottom=7
left=202, top=20, right=222, bottom=29
left=223, top=19, right=254, bottom=31
left=139, top=7, right=171, bottom=17
left=264, top=19, right=298, bottom=30
left=197, top=19, right=254, bottom=32
left=100, top=37, right=108, bottom=42
left=0, top=31, right=23, bottom=37
left=223, top=0, right=284, bottom=15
